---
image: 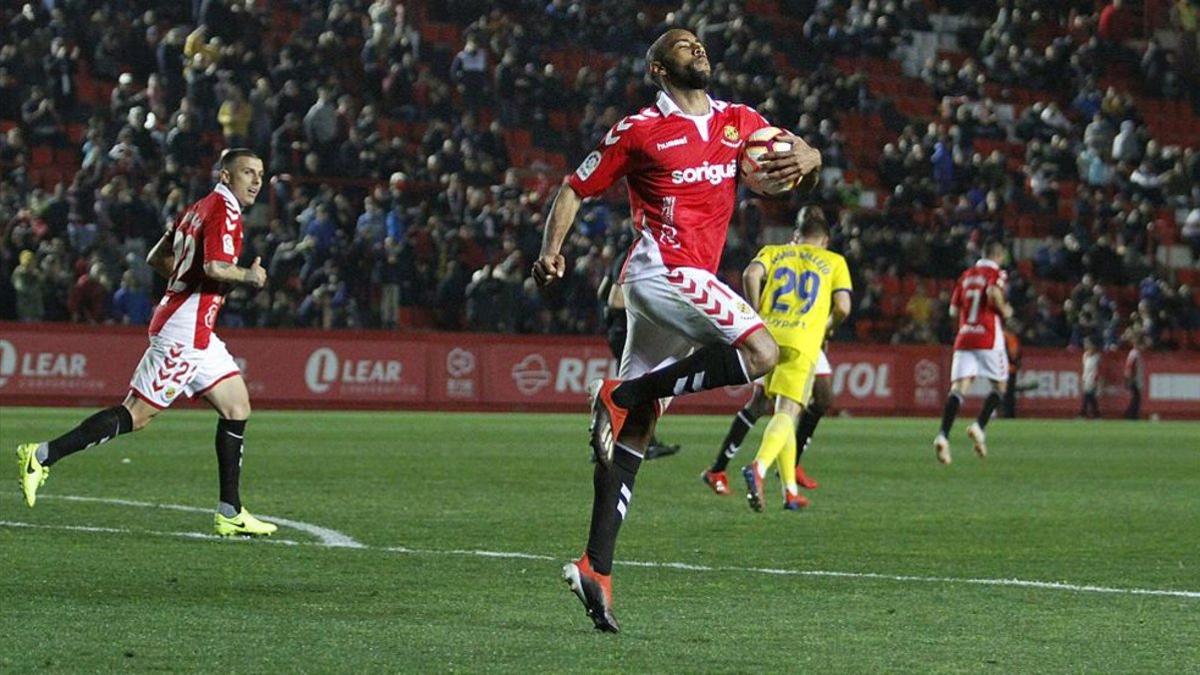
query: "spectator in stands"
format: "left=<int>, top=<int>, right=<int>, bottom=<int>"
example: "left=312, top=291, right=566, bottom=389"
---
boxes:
left=11, top=249, right=44, bottom=321
left=451, top=35, right=489, bottom=109
left=1182, top=208, right=1200, bottom=264
left=304, top=87, right=338, bottom=171
left=68, top=262, right=108, bottom=324
left=217, top=86, right=252, bottom=148
left=111, top=270, right=152, bottom=325
left=1111, top=120, right=1142, bottom=164
left=1080, top=337, right=1102, bottom=418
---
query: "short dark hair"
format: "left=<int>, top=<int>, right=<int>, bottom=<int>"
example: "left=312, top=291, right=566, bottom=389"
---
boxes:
left=645, top=28, right=692, bottom=86
left=796, top=206, right=829, bottom=239
left=219, top=148, right=259, bottom=171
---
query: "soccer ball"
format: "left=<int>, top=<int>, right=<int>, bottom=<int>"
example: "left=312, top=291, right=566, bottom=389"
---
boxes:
left=739, top=126, right=813, bottom=196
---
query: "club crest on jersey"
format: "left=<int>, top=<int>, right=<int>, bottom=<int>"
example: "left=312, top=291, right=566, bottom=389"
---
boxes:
left=164, top=387, right=177, bottom=400
left=721, top=125, right=741, bottom=148
left=575, top=151, right=602, bottom=181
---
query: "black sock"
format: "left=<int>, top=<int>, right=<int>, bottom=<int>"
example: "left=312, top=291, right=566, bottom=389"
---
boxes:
left=215, top=418, right=247, bottom=511
left=585, top=443, right=642, bottom=576
left=44, top=405, right=134, bottom=466
left=977, top=392, right=1001, bottom=429
left=939, top=392, right=963, bottom=437
left=711, top=407, right=759, bottom=472
left=611, top=344, right=748, bottom=409
left=795, top=402, right=826, bottom=463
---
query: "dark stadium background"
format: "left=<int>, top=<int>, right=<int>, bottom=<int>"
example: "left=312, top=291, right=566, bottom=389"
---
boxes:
left=1, top=0, right=1197, bottom=416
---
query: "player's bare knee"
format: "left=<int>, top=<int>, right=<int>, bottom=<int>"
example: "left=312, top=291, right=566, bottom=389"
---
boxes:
left=220, top=401, right=251, bottom=421
left=120, top=396, right=158, bottom=431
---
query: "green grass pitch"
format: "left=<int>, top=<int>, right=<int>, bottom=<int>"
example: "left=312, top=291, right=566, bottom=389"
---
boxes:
left=1, top=407, right=1197, bottom=672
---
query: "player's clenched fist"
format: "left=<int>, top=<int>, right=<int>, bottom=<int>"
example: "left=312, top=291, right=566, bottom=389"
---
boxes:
left=532, top=253, right=566, bottom=288
left=248, top=256, right=267, bottom=288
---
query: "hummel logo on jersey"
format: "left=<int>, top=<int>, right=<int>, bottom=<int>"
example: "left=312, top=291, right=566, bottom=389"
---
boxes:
left=655, top=136, right=689, bottom=151
left=670, top=161, right=737, bottom=186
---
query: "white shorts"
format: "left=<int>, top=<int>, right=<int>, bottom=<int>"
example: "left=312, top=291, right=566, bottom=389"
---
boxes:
left=950, top=348, right=1008, bottom=383
left=130, top=334, right=241, bottom=409
left=620, top=266, right=764, bottom=410
left=815, top=350, right=831, bottom=376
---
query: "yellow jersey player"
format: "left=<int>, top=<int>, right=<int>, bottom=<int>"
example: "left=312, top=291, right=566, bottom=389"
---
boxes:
left=741, top=207, right=852, bottom=511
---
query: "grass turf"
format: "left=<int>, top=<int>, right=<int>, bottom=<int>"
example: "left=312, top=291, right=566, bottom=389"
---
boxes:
left=1, top=407, right=1197, bottom=672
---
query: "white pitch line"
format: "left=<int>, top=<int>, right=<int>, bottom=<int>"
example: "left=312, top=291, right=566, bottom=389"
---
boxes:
left=0, top=520, right=301, bottom=546
left=6, top=505, right=1198, bottom=601
left=46, top=494, right=365, bottom=548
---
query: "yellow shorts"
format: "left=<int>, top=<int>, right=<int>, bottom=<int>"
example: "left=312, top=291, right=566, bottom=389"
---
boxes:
left=763, top=347, right=816, bottom=405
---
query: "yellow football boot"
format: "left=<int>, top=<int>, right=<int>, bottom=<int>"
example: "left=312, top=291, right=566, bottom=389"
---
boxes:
left=16, top=443, right=48, bottom=507
left=213, top=508, right=278, bottom=537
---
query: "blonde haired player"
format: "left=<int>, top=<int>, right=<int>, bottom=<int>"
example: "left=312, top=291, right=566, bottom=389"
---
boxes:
left=741, top=208, right=852, bottom=511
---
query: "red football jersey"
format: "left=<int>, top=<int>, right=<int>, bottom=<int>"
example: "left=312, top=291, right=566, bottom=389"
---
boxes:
left=149, top=183, right=244, bottom=349
left=950, top=259, right=1007, bottom=350
left=567, top=91, right=769, bottom=281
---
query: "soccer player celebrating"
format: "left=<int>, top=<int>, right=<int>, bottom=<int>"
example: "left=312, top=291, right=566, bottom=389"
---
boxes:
left=16, top=149, right=277, bottom=537
left=533, top=28, right=821, bottom=632
left=737, top=208, right=851, bottom=511
left=933, top=239, right=1014, bottom=463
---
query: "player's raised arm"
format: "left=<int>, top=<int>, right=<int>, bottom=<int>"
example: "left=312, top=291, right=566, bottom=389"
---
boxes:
left=533, top=183, right=582, bottom=287
left=146, top=231, right=175, bottom=279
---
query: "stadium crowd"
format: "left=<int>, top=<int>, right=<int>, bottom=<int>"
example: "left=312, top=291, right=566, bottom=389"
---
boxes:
left=1, top=0, right=1198, bottom=352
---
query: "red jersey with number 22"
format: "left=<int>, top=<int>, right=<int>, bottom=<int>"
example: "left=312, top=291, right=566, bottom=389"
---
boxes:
left=950, top=259, right=1007, bottom=350
left=567, top=91, right=769, bottom=282
left=148, top=183, right=243, bottom=349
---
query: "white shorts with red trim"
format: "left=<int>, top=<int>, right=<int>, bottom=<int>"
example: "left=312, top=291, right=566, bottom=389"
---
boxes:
left=620, top=265, right=762, bottom=387
left=129, top=334, right=240, bottom=409
left=950, top=347, right=1008, bottom=383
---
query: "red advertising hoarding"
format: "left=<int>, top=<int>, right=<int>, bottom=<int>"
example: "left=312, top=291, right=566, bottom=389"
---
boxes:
left=0, top=323, right=1196, bottom=419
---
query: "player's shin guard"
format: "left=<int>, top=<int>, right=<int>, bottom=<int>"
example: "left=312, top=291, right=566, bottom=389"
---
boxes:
left=215, top=419, right=247, bottom=512
left=939, top=392, right=963, bottom=437
left=585, top=443, right=642, bottom=576
left=43, top=405, right=134, bottom=466
left=611, top=344, right=748, bottom=409
left=794, top=402, right=825, bottom=462
left=711, top=407, right=759, bottom=472
left=977, top=392, right=1001, bottom=429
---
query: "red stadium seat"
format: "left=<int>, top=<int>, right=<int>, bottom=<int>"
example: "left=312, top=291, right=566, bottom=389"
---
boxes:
left=31, top=147, right=53, bottom=167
